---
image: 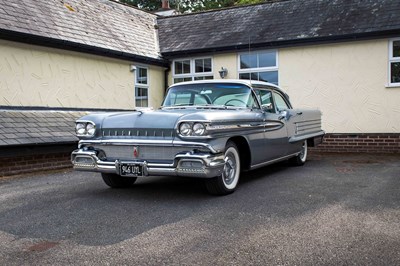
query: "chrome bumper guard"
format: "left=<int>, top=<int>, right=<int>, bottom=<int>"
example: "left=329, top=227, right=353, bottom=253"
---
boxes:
left=71, top=148, right=225, bottom=178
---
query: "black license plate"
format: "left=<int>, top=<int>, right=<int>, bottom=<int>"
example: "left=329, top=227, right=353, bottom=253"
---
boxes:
left=119, top=163, right=143, bottom=176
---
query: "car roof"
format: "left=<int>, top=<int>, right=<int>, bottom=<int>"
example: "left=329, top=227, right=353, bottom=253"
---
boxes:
left=168, top=79, right=280, bottom=89
left=168, top=79, right=289, bottom=100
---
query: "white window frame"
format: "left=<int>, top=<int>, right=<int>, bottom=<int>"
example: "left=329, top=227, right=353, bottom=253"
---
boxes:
left=388, top=38, right=400, bottom=87
left=172, top=57, right=213, bottom=83
left=134, top=66, right=149, bottom=107
left=237, top=50, right=279, bottom=85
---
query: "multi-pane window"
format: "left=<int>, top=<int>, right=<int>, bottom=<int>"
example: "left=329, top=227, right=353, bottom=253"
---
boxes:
left=238, top=50, right=278, bottom=85
left=135, top=67, right=148, bottom=107
left=389, top=39, right=400, bottom=86
left=173, top=57, right=213, bottom=83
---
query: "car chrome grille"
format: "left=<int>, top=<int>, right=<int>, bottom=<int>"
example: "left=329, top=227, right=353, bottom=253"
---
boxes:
left=101, top=128, right=175, bottom=139
left=92, top=144, right=187, bottom=161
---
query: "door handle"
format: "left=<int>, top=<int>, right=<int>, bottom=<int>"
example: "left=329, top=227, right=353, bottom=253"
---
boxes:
left=278, top=110, right=288, bottom=120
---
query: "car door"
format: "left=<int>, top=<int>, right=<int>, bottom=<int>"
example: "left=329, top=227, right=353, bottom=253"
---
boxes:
left=256, top=89, right=288, bottom=161
left=272, top=91, right=303, bottom=156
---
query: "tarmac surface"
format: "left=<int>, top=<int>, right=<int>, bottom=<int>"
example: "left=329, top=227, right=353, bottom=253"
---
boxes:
left=0, top=153, right=399, bottom=265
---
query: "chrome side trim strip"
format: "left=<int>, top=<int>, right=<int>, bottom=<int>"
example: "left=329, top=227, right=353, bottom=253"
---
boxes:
left=250, top=153, right=299, bottom=170
left=289, top=130, right=325, bottom=143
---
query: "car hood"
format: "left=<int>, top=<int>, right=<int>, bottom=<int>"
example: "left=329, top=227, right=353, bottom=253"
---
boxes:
left=78, top=107, right=261, bottom=140
left=101, top=110, right=185, bottom=129
left=94, top=107, right=257, bottom=130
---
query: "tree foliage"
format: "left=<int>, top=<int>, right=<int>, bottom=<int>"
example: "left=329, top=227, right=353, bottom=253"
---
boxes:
left=118, top=0, right=267, bottom=13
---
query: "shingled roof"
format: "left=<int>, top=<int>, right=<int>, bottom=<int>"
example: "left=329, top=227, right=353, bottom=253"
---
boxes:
left=158, top=0, right=400, bottom=56
left=0, top=110, right=89, bottom=147
left=0, top=0, right=166, bottom=66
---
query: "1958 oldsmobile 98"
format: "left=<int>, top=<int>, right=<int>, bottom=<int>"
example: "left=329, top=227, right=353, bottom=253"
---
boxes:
left=71, top=80, right=324, bottom=195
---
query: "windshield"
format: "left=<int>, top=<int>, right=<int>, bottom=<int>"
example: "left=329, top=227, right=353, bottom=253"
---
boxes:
left=162, top=83, right=259, bottom=108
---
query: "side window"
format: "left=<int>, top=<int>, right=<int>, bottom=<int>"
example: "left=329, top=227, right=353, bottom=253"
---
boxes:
left=273, top=92, right=289, bottom=111
left=248, top=93, right=260, bottom=109
left=255, top=89, right=274, bottom=112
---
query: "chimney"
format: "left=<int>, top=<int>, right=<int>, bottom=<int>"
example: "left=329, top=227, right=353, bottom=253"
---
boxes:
left=161, top=0, right=170, bottom=9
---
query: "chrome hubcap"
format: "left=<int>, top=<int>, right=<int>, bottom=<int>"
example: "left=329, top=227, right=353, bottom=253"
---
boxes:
left=223, top=153, right=236, bottom=185
left=300, top=141, right=307, bottom=161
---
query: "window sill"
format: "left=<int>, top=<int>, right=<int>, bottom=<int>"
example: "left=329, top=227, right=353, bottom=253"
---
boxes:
left=385, top=84, right=400, bottom=88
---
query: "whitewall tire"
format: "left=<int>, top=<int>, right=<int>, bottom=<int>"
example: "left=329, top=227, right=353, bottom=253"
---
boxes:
left=206, top=141, right=241, bottom=195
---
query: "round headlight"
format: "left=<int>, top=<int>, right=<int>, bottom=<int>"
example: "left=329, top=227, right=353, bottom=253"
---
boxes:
left=179, top=122, right=192, bottom=136
left=193, top=123, right=206, bottom=136
left=76, top=123, right=86, bottom=135
left=86, top=123, right=96, bottom=136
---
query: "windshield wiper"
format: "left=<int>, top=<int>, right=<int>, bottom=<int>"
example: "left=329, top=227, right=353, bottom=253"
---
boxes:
left=195, top=104, right=245, bottom=110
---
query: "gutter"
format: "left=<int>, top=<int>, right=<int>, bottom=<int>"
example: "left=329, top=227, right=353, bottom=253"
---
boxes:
left=0, top=29, right=170, bottom=68
left=160, top=29, right=400, bottom=57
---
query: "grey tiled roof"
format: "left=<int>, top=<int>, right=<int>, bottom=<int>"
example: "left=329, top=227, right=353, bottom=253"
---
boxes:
left=0, top=0, right=161, bottom=60
left=158, top=0, right=400, bottom=55
left=0, top=110, right=88, bottom=146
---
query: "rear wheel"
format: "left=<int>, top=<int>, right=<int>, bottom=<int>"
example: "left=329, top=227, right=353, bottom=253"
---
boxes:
left=290, top=140, right=308, bottom=166
left=101, top=173, right=137, bottom=188
left=206, top=141, right=240, bottom=195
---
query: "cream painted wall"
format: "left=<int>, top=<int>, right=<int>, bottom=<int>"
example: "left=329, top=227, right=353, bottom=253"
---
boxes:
left=0, top=40, right=165, bottom=109
left=166, top=39, right=400, bottom=134
left=213, top=53, right=238, bottom=80
left=148, top=66, right=166, bottom=107
left=279, top=39, right=400, bottom=133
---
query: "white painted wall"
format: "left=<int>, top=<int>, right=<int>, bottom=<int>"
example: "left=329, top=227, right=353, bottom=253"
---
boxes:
left=0, top=40, right=165, bottom=109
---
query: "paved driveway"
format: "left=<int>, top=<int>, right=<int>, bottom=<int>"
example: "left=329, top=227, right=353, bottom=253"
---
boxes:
left=0, top=153, right=399, bottom=265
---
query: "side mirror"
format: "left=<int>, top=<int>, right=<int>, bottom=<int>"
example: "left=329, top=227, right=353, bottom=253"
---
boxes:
left=262, top=103, right=273, bottom=111
left=278, top=110, right=288, bottom=120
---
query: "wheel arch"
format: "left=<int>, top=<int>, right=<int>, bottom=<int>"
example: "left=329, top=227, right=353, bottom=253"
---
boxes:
left=227, top=136, right=251, bottom=171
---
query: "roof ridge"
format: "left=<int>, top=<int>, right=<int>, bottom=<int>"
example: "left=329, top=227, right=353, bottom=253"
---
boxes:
left=157, top=0, right=292, bottom=19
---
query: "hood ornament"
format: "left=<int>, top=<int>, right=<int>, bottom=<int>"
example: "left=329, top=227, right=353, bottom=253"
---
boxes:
left=133, top=146, right=139, bottom=158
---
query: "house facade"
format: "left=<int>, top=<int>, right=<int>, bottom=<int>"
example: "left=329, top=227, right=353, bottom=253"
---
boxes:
left=0, top=39, right=166, bottom=109
left=161, top=39, right=399, bottom=135
left=0, top=0, right=169, bottom=176
left=0, top=0, right=399, bottom=176
left=0, top=0, right=168, bottom=110
left=157, top=0, right=400, bottom=153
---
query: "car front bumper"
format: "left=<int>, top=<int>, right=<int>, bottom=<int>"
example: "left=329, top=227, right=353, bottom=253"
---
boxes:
left=71, top=148, right=225, bottom=178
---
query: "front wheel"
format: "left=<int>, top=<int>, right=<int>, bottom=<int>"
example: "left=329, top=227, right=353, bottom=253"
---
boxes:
left=290, top=140, right=308, bottom=166
left=101, top=173, right=137, bottom=188
left=206, top=141, right=241, bottom=195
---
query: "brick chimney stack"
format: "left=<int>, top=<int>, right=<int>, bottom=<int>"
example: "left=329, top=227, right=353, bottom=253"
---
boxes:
left=161, top=0, right=170, bottom=9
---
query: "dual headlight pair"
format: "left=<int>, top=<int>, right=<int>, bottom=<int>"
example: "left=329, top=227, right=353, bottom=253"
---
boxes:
left=178, top=122, right=207, bottom=137
left=76, top=121, right=96, bottom=137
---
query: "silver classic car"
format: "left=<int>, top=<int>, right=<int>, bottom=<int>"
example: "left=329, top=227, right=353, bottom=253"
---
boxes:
left=72, top=80, right=324, bottom=195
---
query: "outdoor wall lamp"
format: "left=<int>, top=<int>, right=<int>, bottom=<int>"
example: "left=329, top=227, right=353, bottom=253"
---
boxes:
left=219, top=67, right=228, bottom=78
left=130, top=65, right=137, bottom=72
